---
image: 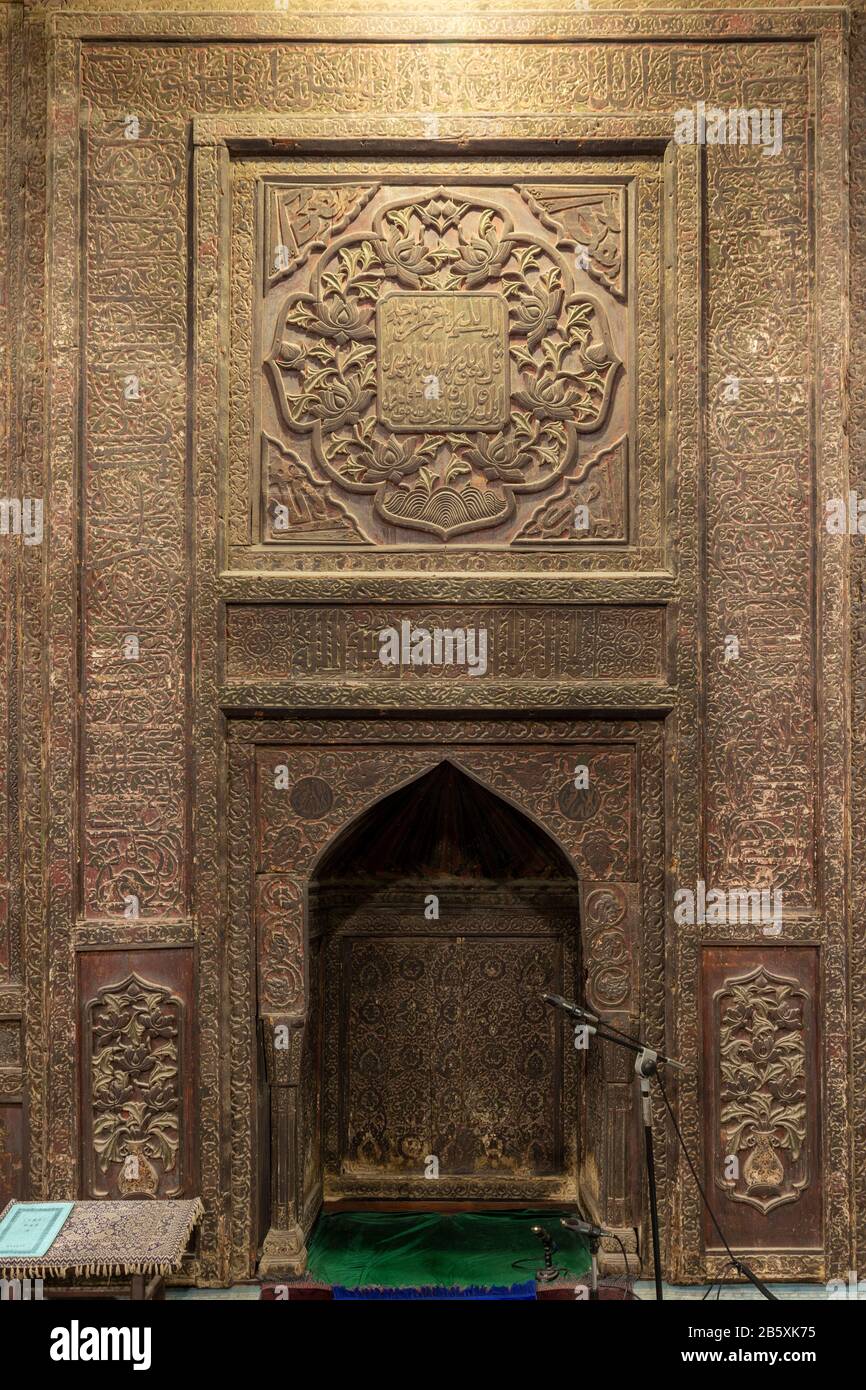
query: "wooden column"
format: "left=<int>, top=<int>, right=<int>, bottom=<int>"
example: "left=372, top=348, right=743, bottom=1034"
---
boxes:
left=259, top=1015, right=308, bottom=1277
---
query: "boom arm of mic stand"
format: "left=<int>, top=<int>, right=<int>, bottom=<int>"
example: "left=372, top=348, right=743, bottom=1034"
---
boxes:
left=552, top=999, right=773, bottom=1300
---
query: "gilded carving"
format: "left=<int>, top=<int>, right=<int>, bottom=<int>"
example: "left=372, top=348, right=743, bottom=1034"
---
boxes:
left=265, top=181, right=379, bottom=289
left=513, top=437, right=628, bottom=543
left=518, top=185, right=626, bottom=301
left=377, top=291, right=509, bottom=432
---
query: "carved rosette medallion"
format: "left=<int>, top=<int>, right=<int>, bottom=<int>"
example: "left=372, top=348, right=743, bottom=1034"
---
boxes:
left=264, top=187, right=623, bottom=542
left=289, top=776, right=335, bottom=821
left=715, top=967, right=809, bottom=1215
left=583, top=885, right=633, bottom=1011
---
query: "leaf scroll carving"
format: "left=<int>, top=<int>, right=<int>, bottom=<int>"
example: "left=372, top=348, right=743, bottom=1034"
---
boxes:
left=87, top=975, right=183, bottom=1199
left=715, top=967, right=809, bottom=1216
left=264, top=187, right=623, bottom=542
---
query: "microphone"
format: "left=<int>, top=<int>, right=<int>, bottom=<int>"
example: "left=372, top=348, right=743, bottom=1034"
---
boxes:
left=542, top=992, right=599, bottom=1025
left=561, top=1217, right=607, bottom=1240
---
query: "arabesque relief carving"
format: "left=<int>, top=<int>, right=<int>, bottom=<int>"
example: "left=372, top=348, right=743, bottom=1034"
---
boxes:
left=265, top=181, right=379, bottom=289
left=264, top=186, right=624, bottom=542
left=518, top=186, right=626, bottom=301
left=86, top=974, right=184, bottom=1199
left=716, top=967, right=809, bottom=1215
left=6, top=7, right=844, bottom=1292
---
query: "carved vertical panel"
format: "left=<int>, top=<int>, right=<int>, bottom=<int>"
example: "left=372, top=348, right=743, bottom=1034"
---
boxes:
left=704, top=122, right=815, bottom=905
left=850, top=5, right=866, bottom=1275
left=0, top=1105, right=25, bottom=1208
left=703, top=948, right=821, bottom=1252
left=582, top=883, right=639, bottom=1014
left=256, top=875, right=305, bottom=1016
left=78, top=949, right=195, bottom=1200
left=0, top=5, right=11, bottom=982
left=81, top=112, right=189, bottom=920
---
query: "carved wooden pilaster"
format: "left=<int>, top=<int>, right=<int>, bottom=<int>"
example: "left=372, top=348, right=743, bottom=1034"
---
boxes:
left=259, top=1014, right=308, bottom=1277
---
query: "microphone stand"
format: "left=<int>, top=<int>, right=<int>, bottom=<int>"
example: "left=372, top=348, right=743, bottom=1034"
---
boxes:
left=635, top=1045, right=665, bottom=1303
left=560, top=1217, right=607, bottom=1300
left=542, top=994, right=776, bottom=1302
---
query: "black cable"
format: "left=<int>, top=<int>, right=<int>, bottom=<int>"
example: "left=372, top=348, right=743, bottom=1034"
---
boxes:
left=655, top=1070, right=761, bottom=1291
left=604, top=1231, right=635, bottom=1298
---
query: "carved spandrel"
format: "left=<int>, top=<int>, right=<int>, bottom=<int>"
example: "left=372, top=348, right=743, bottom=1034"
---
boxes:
left=513, top=437, right=628, bottom=544
left=263, top=435, right=368, bottom=545
left=265, top=182, right=379, bottom=290
left=518, top=185, right=627, bottom=302
left=256, top=743, right=637, bottom=882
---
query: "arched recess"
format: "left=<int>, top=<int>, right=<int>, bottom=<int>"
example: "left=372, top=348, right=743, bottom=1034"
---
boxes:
left=258, top=757, right=623, bottom=1276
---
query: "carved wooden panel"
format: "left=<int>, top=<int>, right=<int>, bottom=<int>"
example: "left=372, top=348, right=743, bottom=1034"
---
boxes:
left=324, top=919, right=571, bottom=1190
left=258, top=179, right=627, bottom=546
left=11, top=9, right=843, bottom=1290
left=704, top=132, right=816, bottom=907
left=227, top=152, right=668, bottom=573
left=80, top=113, right=189, bottom=922
left=78, top=949, right=196, bottom=1201
left=299, top=936, right=324, bottom=1231
left=0, top=1105, right=25, bottom=1209
left=226, top=603, right=666, bottom=682
left=702, top=947, right=821, bottom=1252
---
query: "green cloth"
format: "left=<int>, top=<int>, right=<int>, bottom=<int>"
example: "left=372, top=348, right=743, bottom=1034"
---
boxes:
left=307, top=1210, right=590, bottom=1290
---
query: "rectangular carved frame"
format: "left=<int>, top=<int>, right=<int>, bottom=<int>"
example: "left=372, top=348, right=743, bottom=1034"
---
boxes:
left=227, top=717, right=666, bottom=1279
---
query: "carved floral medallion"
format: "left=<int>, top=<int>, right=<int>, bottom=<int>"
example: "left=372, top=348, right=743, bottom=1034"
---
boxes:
left=264, top=186, right=624, bottom=542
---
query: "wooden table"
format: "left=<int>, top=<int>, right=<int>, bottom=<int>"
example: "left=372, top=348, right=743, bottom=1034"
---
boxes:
left=0, top=1198, right=203, bottom=1300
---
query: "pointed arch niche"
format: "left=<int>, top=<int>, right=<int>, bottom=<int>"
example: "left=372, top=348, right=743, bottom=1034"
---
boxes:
left=241, top=725, right=663, bottom=1279
left=313, top=762, right=581, bottom=1197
